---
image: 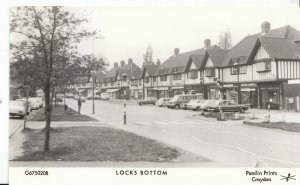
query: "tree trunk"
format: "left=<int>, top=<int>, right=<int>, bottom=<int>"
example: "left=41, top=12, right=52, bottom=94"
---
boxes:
left=44, top=79, right=52, bottom=152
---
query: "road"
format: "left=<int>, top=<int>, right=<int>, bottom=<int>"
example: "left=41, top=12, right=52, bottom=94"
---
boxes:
left=66, top=99, right=300, bottom=167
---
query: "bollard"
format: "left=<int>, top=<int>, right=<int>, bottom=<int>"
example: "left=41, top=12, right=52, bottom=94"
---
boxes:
left=246, top=116, right=250, bottom=123
left=264, top=114, right=270, bottom=123
left=251, top=112, right=255, bottom=119
left=281, top=115, right=285, bottom=123
left=123, top=99, right=127, bottom=125
left=234, top=113, right=240, bottom=120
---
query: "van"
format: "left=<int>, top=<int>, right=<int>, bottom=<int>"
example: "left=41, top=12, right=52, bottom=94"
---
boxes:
left=101, top=93, right=110, bottom=100
left=167, top=94, right=201, bottom=109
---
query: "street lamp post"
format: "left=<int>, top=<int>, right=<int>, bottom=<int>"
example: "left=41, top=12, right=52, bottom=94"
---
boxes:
left=91, top=71, right=96, bottom=114
left=234, top=62, right=241, bottom=104
left=91, top=36, right=105, bottom=114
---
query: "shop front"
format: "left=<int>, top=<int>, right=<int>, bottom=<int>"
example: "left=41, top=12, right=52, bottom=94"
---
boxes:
left=184, top=84, right=204, bottom=97
left=157, top=87, right=169, bottom=98
left=222, top=84, right=238, bottom=104
left=240, top=83, right=258, bottom=107
left=170, top=86, right=185, bottom=97
left=207, top=85, right=219, bottom=100
left=259, top=82, right=281, bottom=110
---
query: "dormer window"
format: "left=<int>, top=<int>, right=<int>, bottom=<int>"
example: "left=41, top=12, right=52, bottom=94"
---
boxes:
left=205, top=68, right=215, bottom=77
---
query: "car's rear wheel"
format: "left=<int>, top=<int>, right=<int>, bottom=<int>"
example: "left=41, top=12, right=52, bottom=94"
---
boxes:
left=139, top=103, right=142, bottom=106
left=196, top=106, right=201, bottom=111
left=240, top=108, right=245, bottom=113
left=175, top=104, right=180, bottom=109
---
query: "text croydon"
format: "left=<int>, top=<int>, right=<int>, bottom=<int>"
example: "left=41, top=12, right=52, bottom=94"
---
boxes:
left=116, top=170, right=168, bottom=176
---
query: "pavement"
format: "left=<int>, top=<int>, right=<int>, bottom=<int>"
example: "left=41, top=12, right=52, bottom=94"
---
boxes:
left=9, top=99, right=300, bottom=167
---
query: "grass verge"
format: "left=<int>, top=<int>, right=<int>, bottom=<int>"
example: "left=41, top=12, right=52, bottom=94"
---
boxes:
left=27, top=105, right=97, bottom=122
left=14, top=126, right=182, bottom=162
left=243, top=121, right=300, bottom=132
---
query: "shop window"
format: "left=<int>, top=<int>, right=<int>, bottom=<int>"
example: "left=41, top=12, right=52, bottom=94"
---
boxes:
left=205, top=68, right=215, bottom=77
left=239, top=66, right=247, bottom=74
left=160, top=76, right=167, bottom=81
left=173, top=74, right=182, bottom=80
left=231, top=67, right=238, bottom=75
left=188, top=71, right=198, bottom=79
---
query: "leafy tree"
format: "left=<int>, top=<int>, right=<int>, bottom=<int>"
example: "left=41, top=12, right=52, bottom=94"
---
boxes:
left=10, top=6, right=97, bottom=152
left=218, top=28, right=232, bottom=50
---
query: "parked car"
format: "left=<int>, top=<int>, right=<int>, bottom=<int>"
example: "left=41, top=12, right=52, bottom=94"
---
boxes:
left=9, top=100, right=27, bottom=118
left=16, top=99, right=32, bottom=112
left=186, top=99, right=203, bottom=110
left=100, top=93, right=110, bottom=100
left=55, top=97, right=63, bottom=102
left=138, top=97, right=157, bottom=105
left=65, top=93, right=74, bottom=98
left=207, top=100, right=249, bottom=113
left=29, top=97, right=43, bottom=108
left=167, top=94, right=202, bottom=109
left=87, top=95, right=101, bottom=100
left=181, top=99, right=200, bottom=109
left=156, top=98, right=171, bottom=107
left=191, top=99, right=216, bottom=111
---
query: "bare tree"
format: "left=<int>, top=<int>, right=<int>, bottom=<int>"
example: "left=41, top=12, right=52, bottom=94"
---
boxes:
left=218, top=28, right=232, bottom=50
left=10, top=6, right=97, bottom=152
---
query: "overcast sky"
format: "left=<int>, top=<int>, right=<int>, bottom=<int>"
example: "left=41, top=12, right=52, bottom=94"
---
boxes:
left=74, top=6, right=300, bottom=68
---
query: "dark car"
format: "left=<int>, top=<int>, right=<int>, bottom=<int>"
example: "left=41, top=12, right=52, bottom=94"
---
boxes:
left=208, top=100, right=249, bottom=113
left=138, top=97, right=157, bottom=105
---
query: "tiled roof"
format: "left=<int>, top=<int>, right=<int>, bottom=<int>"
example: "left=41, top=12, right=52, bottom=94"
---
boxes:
left=117, top=63, right=142, bottom=80
left=206, top=49, right=229, bottom=67
left=72, top=76, right=90, bottom=84
left=260, top=37, right=300, bottom=60
left=223, top=25, right=300, bottom=66
left=188, top=54, right=206, bottom=69
left=143, top=63, right=160, bottom=77
left=159, top=45, right=220, bottom=75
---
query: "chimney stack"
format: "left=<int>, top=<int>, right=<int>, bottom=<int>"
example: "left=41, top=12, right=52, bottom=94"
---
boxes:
left=174, top=48, right=179, bottom=56
left=128, top=58, right=133, bottom=65
left=261, top=21, right=271, bottom=35
left=204, top=39, right=211, bottom=49
left=156, top=59, right=161, bottom=66
left=114, top=62, right=118, bottom=68
left=120, top=60, right=125, bottom=66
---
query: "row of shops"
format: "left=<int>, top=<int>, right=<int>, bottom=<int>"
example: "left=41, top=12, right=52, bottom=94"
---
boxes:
left=142, top=81, right=300, bottom=111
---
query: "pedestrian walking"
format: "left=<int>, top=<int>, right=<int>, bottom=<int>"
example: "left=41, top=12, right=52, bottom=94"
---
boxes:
left=64, top=104, right=68, bottom=114
left=78, top=98, right=82, bottom=115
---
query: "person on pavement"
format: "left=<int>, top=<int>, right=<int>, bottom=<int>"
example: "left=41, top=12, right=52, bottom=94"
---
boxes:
left=78, top=97, right=82, bottom=115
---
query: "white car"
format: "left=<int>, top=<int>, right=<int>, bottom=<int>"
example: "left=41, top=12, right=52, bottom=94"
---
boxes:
left=101, top=93, right=110, bottom=100
left=9, top=100, right=26, bottom=118
left=29, top=97, right=43, bottom=109
left=186, top=99, right=202, bottom=110
left=16, top=99, right=32, bottom=112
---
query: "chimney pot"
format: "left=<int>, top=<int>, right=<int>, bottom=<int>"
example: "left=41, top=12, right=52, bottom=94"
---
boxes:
left=174, top=48, right=179, bottom=56
left=114, top=62, right=118, bottom=68
left=120, top=60, right=125, bottom=66
left=128, top=58, right=133, bottom=64
left=204, top=39, right=211, bottom=49
left=156, top=59, right=161, bottom=66
left=261, top=21, right=271, bottom=34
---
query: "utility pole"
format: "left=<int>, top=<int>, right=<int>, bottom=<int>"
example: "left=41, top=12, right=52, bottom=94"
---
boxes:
left=23, top=85, right=29, bottom=129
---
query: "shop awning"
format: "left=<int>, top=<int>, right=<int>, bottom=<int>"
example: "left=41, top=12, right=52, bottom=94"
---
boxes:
left=77, top=89, right=87, bottom=93
left=172, top=87, right=184, bottom=90
left=106, top=89, right=120, bottom=93
left=157, top=87, right=169, bottom=91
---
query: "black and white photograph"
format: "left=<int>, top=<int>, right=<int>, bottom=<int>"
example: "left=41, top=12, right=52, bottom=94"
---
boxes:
left=4, top=2, right=300, bottom=185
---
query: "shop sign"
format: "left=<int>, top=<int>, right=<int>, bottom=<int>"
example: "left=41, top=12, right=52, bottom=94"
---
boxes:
left=241, top=83, right=257, bottom=87
left=288, top=80, right=300, bottom=84
left=223, top=84, right=234, bottom=87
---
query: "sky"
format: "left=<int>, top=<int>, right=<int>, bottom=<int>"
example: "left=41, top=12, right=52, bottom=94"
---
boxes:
left=73, top=6, right=300, bottom=68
